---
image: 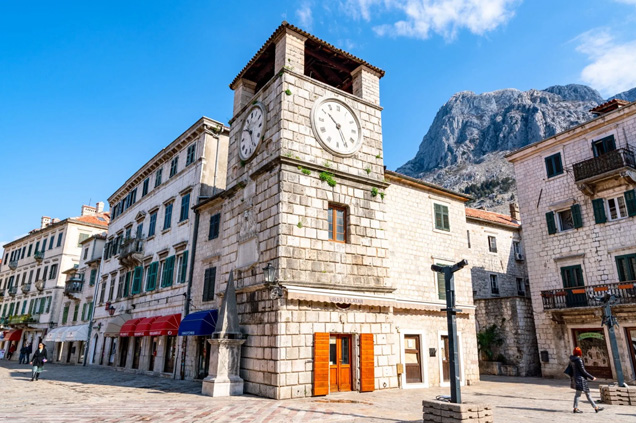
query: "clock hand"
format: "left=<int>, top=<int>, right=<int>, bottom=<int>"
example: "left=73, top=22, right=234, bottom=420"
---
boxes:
left=338, top=128, right=348, bottom=147
left=327, top=112, right=341, bottom=129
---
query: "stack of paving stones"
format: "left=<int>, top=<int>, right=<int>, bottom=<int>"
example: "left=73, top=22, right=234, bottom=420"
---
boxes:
left=422, top=399, right=493, bottom=423
left=600, top=385, right=635, bottom=406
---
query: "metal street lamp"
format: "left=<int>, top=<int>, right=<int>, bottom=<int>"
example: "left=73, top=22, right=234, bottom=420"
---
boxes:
left=592, top=293, right=626, bottom=387
left=431, top=259, right=468, bottom=404
left=263, top=262, right=283, bottom=299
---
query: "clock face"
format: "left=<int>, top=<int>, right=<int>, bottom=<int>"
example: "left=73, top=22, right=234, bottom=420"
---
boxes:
left=311, top=98, right=362, bottom=156
left=239, top=103, right=266, bottom=161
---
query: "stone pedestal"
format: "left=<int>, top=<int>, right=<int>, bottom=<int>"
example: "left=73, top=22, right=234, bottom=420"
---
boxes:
left=202, top=337, right=246, bottom=397
left=422, top=400, right=493, bottom=423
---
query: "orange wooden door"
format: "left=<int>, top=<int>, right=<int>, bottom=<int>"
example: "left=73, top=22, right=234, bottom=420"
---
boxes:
left=329, top=335, right=352, bottom=392
left=360, top=333, right=375, bottom=392
left=441, top=335, right=450, bottom=382
left=314, top=333, right=330, bottom=396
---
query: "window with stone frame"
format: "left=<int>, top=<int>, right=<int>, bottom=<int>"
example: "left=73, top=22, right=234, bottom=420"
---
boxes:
left=434, top=266, right=446, bottom=301
left=607, top=195, right=629, bottom=221
left=186, top=143, right=196, bottom=166
left=556, top=209, right=575, bottom=232
left=142, top=177, right=150, bottom=197
left=116, top=274, right=124, bottom=299
left=163, top=203, right=173, bottom=230
left=179, top=193, right=190, bottom=222
left=155, top=168, right=163, bottom=187
left=516, top=277, right=525, bottom=295
left=208, top=213, right=221, bottom=240
left=108, top=276, right=115, bottom=301
left=487, top=236, right=497, bottom=253
left=169, top=156, right=179, bottom=178
left=148, top=211, right=158, bottom=237
left=327, top=204, right=347, bottom=242
left=203, top=267, right=216, bottom=302
left=49, top=264, right=58, bottom=280
left=62, top=304, right=69, bottom=324
left=99, top=279, right=106, bottom=304
left=544, top=152, right=563, bottom=178
left=433, top=203, right=450, bottom=231
left=490, top=274, right=499, bottom=295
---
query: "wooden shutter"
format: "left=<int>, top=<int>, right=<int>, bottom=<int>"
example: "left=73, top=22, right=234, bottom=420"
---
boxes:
left=313, top=333, right=330, bottom=396
left=571, top=204, right=583, bottom=228
left=546, top=211, right=557, bottom=234
left=132, top=266, right=143, bottom=294
left=625, top=190, right=636, bottom=217
left=592, top=198, right=607, bottom=223
left=360, top=333, right=375, bottom=392
left=180, top=251, right=188, bottom=283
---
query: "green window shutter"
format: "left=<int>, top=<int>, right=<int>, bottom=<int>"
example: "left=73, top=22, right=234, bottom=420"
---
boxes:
left=124, top=272, right=131, bottom=297
left=546, top=211, right=556, bottom=234
left=146, top=262, right=158, bottom=291
left=571, top=204, right=583, bottom=228
left=625, top=190, right=636, bottom=217
left=82, top=303, right=87, bottom=321
left=73, top=304, right=79, bottom=321
left=132, top=266, right=143, bottom=294
left=592, top=198, right=607, bottom=223
left=162, top=256, right=175, bottom=287
left=62, top=305, right=69, bottom=324
left=179, top=251, right=188, bottom=284
left=38, top=298, right=45, bottom=314
left=88, top=302, right=94, bottom=320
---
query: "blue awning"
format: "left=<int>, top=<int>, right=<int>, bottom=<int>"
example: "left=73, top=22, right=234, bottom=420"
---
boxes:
left=178, top=309, right=218, bottom=336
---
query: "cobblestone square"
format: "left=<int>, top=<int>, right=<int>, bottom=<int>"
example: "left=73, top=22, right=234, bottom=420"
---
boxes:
left=1, top=361, right=633, bottom=422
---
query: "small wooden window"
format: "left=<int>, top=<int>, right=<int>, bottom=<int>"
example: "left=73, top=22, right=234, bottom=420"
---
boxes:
left=328, top=205, right=347, bottom=242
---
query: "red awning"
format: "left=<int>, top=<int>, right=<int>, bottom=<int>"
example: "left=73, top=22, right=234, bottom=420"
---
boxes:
left=119, top=318, right=144, bottom=337
left=133, top=317, right=159, bottom=337
left=5, top=329, right=23, bottom=341
left=148, top=314, right=182, bottom=336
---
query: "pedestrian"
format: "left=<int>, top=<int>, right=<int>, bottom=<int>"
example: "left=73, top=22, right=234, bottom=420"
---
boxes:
left=26, top=342, right=33, bottom=362
left=29, top=342, right=48, bottom=381
left=18, top=344, right=28, bottom=364
left=7, top=343, right=16, bottom=360
left=569, top=346, right=604, bottom=413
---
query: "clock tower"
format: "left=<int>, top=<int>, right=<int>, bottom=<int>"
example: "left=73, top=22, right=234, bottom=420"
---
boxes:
left=220, top=22, right=392, bottom=399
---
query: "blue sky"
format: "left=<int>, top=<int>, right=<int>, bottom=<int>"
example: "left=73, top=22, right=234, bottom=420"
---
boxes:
left=1, top=0, right=636, bottom=253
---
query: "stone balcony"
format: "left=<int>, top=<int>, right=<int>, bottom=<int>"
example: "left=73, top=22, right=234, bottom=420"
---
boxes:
left=540, top=280, right=636, bottom=310
left=34, top=250, right=45, bottom=263
left=573, top=148, right=636, bottom=195
left=118, top=237, right=144, bottom=268
left=21, top=283, right=31, bottom=294
left=34, top=279, right=45, bottom=292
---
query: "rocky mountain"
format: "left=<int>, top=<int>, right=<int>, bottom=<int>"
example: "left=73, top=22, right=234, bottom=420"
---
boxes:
left=396, top=84, right=635, bottom=213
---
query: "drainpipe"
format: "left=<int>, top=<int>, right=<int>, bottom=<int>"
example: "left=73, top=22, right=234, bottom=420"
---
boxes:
left=179, top=207, right=200, bottom=380
left=83, top=255, right=103, bottom=366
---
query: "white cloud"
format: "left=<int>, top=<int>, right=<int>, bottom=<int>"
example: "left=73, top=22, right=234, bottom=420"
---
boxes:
left=341, top=0, right=519, bottom=40
left=575, top=29, right=636, bottom=96
left=296, top=2, right=314, bottom=30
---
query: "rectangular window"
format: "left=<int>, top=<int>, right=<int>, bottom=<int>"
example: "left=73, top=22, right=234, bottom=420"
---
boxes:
left=42, top=266, right=48, bottom=281
left=616, top=254, right=636, bottom=282
left=169, top=156, right=179, bottom=177
left=186, top=143, right=196, bottom=166
left=163, top=203, right=173, bottom=230
left=125, top=226, right=132, bottom=240
left=434, top=203, right=450, bottom=231
left=62, top=305, right=69, bottom=324
left=38, top=298, right=46, bottom=314
left=108, top=277, right=115, bottom=301
left=488, top=236, right=497, bottom=253
left=49, top=264, right=58, bottom=280
left=136, top=223, right=143, bottom=239
left=179, top=193, right=190, bottom=222
left=123, top=271, right=131, bottom=297
left=89, top=269, right=97, bottom=286
left=545, top=153, right=564, bottom=178
left=83, top=248, right=89, bottom=260
left=161, top=256, right=175, bottom=288
left=146, top=262, right=158, bottom=291
left=21, top=246, right=26, bottom=259
left=148, top=211, right=157, bottom=237
left=592, top=135, right=616, bottom=157
left=203, top=267, right=216, bottom=302
left=177, top=251, right=188, bottom=284
left=208, top=213, right=221, bottom=240
left=27, top=244, right=32, bottom=257
left=72, top=303, right=79, bottom=322
left=28, top=270, right=33, bottom=283
left=131, top=266, right=143, bottom=294
left=78, top=233, right=89, bottom=247
left=46, top=296, right=52, bottom=313
left=81, top=303, right=87, bottom=321
left=117, top=274, right=124, bottom=299
left=57, top=233, right=63, bottom=247
left=490, top=275, right=499, bottom=295
left=99, top=280, right=106, bottom=303
left=516, top=278, right=525, bottom=295
left=607, top=196, right=628, bottom=221
left=130, top=188, right=137, bottom=206
left=49, top=237, right=54, bottom=250
left=327, top=205, right=346, bottom=242
left=557, top=209, right=575, bottom=232
left=142, top=177, right=150, bottom=197
left=155, top=168, right=163, bottom=187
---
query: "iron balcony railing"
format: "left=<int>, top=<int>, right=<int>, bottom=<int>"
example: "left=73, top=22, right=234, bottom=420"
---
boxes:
left=573, top=148, right=636, bottom=182
left=541, top=280, right=636, bottom=310
left=8, top=286, right=18, bottom=296
left=8, top=314, right=38, bottom=324
left=65, top=280, right=84, bottom=294
left=34, top=250, right=45, bottom=262
left=120, top=237, right=144, bottom=256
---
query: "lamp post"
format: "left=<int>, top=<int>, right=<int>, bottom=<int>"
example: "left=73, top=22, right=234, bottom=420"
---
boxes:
left=431, top=259, right=468, bottom=404
left=263, top=262, right=283, bottom=300
left=593, top=293, right=625, bottom=387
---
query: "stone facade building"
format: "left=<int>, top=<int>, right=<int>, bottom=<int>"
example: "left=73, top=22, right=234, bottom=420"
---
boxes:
left=189, top=22, right=479, bottom=399
left=45, top=232, right=106, bottom=365
left=465, top=207, right=540, bottom=376
left=88, top=117, right=229, bottom=379
left=0, top=204, right=109, bottom=358
left=507, top=99, right=636, bottom=381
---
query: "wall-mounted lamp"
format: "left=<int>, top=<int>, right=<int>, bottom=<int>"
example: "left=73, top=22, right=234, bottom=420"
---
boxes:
left=263, top=262, right=283, bottom=300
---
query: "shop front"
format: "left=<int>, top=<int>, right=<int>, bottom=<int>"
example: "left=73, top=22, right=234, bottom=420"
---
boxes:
left=178, top=309, right=218, bottom=379
left=571, top=328, right=613, bottom=379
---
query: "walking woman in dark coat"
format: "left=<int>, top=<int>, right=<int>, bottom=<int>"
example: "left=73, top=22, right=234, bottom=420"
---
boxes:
left=570, top=346, right=603, bottom=413
left=29, top=342, right=48, bottom=381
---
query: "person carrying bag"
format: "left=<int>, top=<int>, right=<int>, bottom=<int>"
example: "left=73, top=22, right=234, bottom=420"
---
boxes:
left=30, top=342, right=48, bottom=382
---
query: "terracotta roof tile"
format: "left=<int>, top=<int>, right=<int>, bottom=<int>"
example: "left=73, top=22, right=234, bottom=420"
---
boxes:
left=465, top=208, right=520, bottom=228
left=590, top=99, right=630, bottom=115
left=70, top=212, right=110, bottom=227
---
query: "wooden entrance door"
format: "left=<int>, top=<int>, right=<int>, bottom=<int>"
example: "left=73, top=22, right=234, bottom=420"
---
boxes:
left=119, top=337, right=129, bottom=368
left=572, top=328, right=612, bottom=379
left=404, top=335, right=422, bottom=383
left=329, top=335, right=352, bottom=392
left=441, top=336, right=450, bottom=382
left=132, top=337, right=142, bottom=369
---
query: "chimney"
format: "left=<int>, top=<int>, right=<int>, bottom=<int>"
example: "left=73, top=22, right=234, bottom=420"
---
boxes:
left=41, top=216, right=51, bottom=229
left=509, top=203, right=520, bottom=222
left=81, top=205, right=96, bottom=216
left=96, top=201, right=105, bottom=213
